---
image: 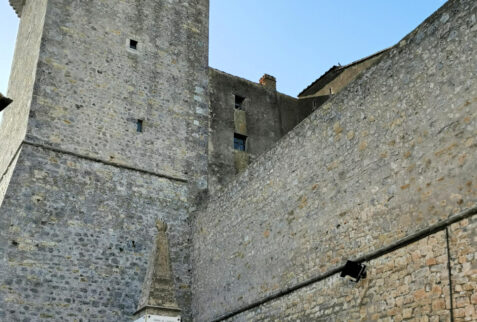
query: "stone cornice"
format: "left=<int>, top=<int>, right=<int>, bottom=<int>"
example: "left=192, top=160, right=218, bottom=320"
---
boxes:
left=9, top=0, right=25, bottom=17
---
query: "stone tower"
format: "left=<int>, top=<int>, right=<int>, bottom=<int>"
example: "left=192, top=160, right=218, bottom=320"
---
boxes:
left=0, top=0, right=209, bottom=321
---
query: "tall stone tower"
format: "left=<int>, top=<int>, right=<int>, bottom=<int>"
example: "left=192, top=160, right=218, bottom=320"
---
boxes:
left=0, top=0, right=209, bottom=321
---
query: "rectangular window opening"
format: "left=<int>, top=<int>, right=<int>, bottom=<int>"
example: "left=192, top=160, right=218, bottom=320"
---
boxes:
left=137, top=119, right=143, bottom=133
left=235, top=95, right=245, bottom=110
left=130, top=39, right=138, bottom=50
left=234, top=133, right=247, bottom=151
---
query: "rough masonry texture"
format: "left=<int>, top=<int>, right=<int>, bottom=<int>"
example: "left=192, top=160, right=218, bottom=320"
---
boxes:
left=193, top=0, right=476, bottom=320
left=1, top=0, right=476, bottom=321
left=1, top=144, right=189, bottom=320
left=208, top=68, right=311, bottom=193
left=136, top=220, right=181, bottom=319
left=1, top=0, right=209, bottom=320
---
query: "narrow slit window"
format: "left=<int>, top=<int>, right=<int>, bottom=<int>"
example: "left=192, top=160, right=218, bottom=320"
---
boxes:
left=235, top=95, right=245, bottom=110
left=130, top=39, right=138, bottom=50
left=136, top=119, right=143, bottom=133
left=234, top=133, right=247, bottom=151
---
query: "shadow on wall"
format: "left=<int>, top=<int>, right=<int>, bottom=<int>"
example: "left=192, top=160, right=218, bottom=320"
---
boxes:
left=0, top=93, right=13, bottom=112
left=0, top=93, right=13, bottom=124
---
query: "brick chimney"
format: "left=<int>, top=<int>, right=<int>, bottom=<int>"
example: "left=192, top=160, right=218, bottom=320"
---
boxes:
left=259, top=74, right=276, bottom=91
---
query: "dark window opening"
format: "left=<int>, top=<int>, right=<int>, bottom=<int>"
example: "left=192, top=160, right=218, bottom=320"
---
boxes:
left=234, top=133, right=247, bottom=151
left=137, top=119, right=143, bottom=132
left=235, top=95, right=245, bottom=110
left=130, top=39, right=138, bottom=50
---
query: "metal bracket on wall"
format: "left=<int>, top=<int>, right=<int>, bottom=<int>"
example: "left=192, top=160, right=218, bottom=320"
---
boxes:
left=212, top=205, right=477, bottom=322
left=0, top=93, right=13, bottom=112
left=340, top=260, right=367, bottom=282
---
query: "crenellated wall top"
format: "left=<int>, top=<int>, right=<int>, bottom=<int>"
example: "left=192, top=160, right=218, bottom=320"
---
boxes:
left=9, top=0, right=25, bottom=17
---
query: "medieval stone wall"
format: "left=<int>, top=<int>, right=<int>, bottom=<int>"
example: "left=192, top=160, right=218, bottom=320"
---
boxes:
left=225, top=217, right=477, bottom=321
left=193, top=0, right=477, bottom=320
left=208, top=69, right=311, bottom=193
left=298, top=50, right=387, bottom=99
left=0, top=144, right=189, bottom=321
left=26, top=0, right=209, bottom=184
left=0, top=0, right=209, bottom=320
left=0, top=0, right=47, bottom=206
left=228, top=229, right=453, bottom=321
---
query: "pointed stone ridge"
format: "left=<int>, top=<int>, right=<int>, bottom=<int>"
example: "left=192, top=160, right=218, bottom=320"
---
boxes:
left=134, top=220, right=181, bottom=321
left=9, top=0, right=25, bottom=17
left=0, top=93, right=13, bottom=112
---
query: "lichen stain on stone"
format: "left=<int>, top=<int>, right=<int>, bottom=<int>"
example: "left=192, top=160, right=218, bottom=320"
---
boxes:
left=400, top=183, right=410, bottom=190
left=434, top=143, right=458, bottom=156
left=297, top=196, right=308, bottom=209
left=327, top=160, right=339, bottom=171
left=333, top=122, right=343, bottom=135
left=347, top=130, right=355, bottom=140
left=359, top=141, right=368, bottom=151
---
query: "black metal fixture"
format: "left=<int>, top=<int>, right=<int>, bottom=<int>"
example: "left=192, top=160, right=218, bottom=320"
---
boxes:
left=0, top=93, right=13, bottom=112
left=340, top=260, right=367, bottom=282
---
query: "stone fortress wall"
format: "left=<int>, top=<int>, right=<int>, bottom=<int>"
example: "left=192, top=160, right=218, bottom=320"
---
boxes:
left=208, top=68, right=312, bottom=193
left=0, top=0, right=209, bottom=320
left=193, top=0, right=477, bottom=320
left=0, top=0, right=47, bottom=208
left=0, top=0, right=476, bottom=321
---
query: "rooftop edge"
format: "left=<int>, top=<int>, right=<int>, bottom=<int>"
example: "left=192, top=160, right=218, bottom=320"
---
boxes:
left=9, top=0, right=24, bottom=17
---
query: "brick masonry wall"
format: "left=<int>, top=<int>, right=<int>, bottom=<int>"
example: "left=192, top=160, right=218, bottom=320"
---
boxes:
left=193, top=0, right=477, bottom=320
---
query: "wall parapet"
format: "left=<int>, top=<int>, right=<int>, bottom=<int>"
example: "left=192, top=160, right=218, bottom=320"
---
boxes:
left=9, top=0, right=24, bottom=17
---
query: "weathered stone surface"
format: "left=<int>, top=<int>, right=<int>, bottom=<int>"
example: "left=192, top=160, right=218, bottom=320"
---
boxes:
left=136, top=220, right=181, bottom=318
left=0, top=145, right=190, bottom=321
left=298, top=48, right=388, bottom=99
left=0, top=0, right=47, bottom=205
left=208, top=68, right=312, bottom=193
left=2, top=0, right=476, bottom=321
left=449, top=217, right=477, bottom=321
left=1, top=0, right=209, bottom=321
left=25, top=0, right=209, bottom=185
left=227, top=230, right=453, bottom=321
left=8, top=0, right=24, bottom=17
left=193, top=0, right=477, bottom=320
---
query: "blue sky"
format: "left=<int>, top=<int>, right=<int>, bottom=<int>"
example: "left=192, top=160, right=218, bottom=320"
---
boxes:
left=0, top=0, right=445, bottom=98
left=0, top=0, right=18, bottom=95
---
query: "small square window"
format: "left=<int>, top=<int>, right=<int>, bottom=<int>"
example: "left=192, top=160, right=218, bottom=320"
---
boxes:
left=234, top=133, right=247, bottom=151
left=235, top=95, right=245, bottom=110
left=130, top=39, right=138, bottom=50
left=137, top=119, right=143, bottom=132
